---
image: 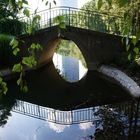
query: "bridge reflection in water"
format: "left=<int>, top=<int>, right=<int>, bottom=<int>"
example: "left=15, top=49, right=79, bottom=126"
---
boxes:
left=12, top=100, right=100, bottom=125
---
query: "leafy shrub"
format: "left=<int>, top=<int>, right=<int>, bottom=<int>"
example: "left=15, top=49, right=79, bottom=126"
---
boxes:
left=0, top=34, right=20, bottom=67
left=0, top=18, right=24, bottom=36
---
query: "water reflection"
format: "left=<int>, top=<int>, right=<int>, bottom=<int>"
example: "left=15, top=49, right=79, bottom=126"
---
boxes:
left=53, top=53, right=87, bottom=82
left=0, top=104, right=95, bottom=140
left=7, top=60, right=131, bottom=110
left=93, top=100, right=140, bottom=140
left=1, top=39, right=139, bottom=139
left=53, top=39, right=88, bottom=82
left=0, top=99, right=140, bottom=140
left=0, top=96, right=16, bottom=127
left=12, top=100, right=99, bottom=125
left=48, top=122, right=70, bottom=133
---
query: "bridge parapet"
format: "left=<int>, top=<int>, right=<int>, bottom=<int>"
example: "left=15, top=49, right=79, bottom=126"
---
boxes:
left=18, top=7, right=129, bottom=70
left=20, top=6, right=124, bottom=35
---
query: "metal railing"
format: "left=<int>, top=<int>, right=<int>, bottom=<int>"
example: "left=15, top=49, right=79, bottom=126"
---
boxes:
left=12, top=99, right=140, bottom=126
left=12, top=100, right=100, bottom=125
left=20, top=6, right=124, bottom=35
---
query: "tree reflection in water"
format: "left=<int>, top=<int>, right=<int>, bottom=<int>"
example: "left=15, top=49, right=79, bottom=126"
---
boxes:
left=93, top=100, right=140, bottom=140
left=0, top=96, right=16, bottom=127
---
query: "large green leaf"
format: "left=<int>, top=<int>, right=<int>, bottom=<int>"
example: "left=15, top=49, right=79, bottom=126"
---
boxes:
left=133, top=47, right=139, bottom=55
left=0, top=34, right=14, bottom=42
left=22, top=85, right=28, bottom=93
left=106, top=0, right=112, bottom=6
left=12, top=63, right=23, bottom=73
left=10, top=38, right=19, bottom=49
left=136, top=57, right=140, bottom=65
left=59, top=22, right=66, bottom=29
left=22, top=56, right=37, bottom=68
left=97, top=0, right=103, bottom=10
left=0, top=77, right=8, bottom=95
left=22, top=0, right=28, bottom=5
left=23, top=8, right=30, bottom=17
left=17, top=77, right=22, bottom=86
left=117, top=0, right=128, bottom=7
left=128, top=53, right=131, bottom=61
left=131, top=37, right=137, bottom=46
left=13, top=47, right=20, bottom=56
left=0, top=82, right=8, bottom=95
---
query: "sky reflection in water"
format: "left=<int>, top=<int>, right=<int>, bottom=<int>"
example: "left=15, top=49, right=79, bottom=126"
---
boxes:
left=0, top=111, right=95, bottom=140
left=0, top=53, right=139, bottom=140
left=53, top=53, right=87, bottom=82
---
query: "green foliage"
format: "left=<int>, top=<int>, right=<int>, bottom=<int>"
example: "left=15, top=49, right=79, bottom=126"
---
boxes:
left=0, top=34, right=20, bottom=67
left=22, top=56, right=37, bottom=68
left=12, top=62, right=28, bottom=93
left=79, top=0, right=124, bottom=34
left=118, top=1, right=139, bottom=61
left=0, top=0, right=44, bottom=95
left=23, top=8, right=30, bottom=17
left=17, top=72, right=28, bottom=93
left=7, top=0, right=29, bottom=18
left=0, top=0, right=28, bottom=21
left=0, top=19, right=24, bottom=35
left=84, top=0, right=140, bottom=66
left=11, top=42, right=42, bottom=93
left=0, top=97, right=16, bottom=127
left=54, top=16, right=66, bottom=29
left=12, top=47, right=20, bottom=56
left=133, top=47, right=139, bottom=55
left=10, top=38, right=20, bottom=56
left=94, top=105, right=126, bottom=140
left=117, top=0, right=128, bottom=7
left=97, top=0, right=103, bottom=10
left=29, top=43, right=42, bottom=51
left=0, top=77, right=8, bottom=95
left=0, top=34, right=14, bottom=43
left=0, top=0, right=16, bottom=19
left=26, top=15, right=41, bottom=35
left=12, top=63, right=23, bottom=73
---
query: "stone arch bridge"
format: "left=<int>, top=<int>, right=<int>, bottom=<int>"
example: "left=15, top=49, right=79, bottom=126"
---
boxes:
left=19, top=6, right=127, bottom=70
left=17, top=7, right=140, bottom=98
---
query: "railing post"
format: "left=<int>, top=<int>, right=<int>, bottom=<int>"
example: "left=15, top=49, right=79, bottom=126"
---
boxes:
left=87, top=11, right=90, bottom=29
left=49, top=3, right=51, bottom=27
left=54, top=110, right=56, bottom=123
left=69, top=7, right=70, bottom=26
left=38, top=105, right=41, bottom=118
left=22, top=101, right=25, bottom=114
left=71, top=110, right=73, bottom=124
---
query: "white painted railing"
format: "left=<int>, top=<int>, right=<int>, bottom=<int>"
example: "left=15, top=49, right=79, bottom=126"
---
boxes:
left=12, top=100, right=100, bottom=125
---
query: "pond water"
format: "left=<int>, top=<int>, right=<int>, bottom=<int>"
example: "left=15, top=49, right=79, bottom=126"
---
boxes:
left=0, top=110, right=95, bottom=140
left=53, top=53, right=87, bottom=82
left=0, top=53, right=140, bottom=140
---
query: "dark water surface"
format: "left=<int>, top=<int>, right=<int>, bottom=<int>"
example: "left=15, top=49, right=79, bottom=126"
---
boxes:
left=0, top=54, right=139, bottom=140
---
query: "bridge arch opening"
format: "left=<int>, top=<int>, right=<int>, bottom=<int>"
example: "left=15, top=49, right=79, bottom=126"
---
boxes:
left=53, top=39, right=88, bottom=83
